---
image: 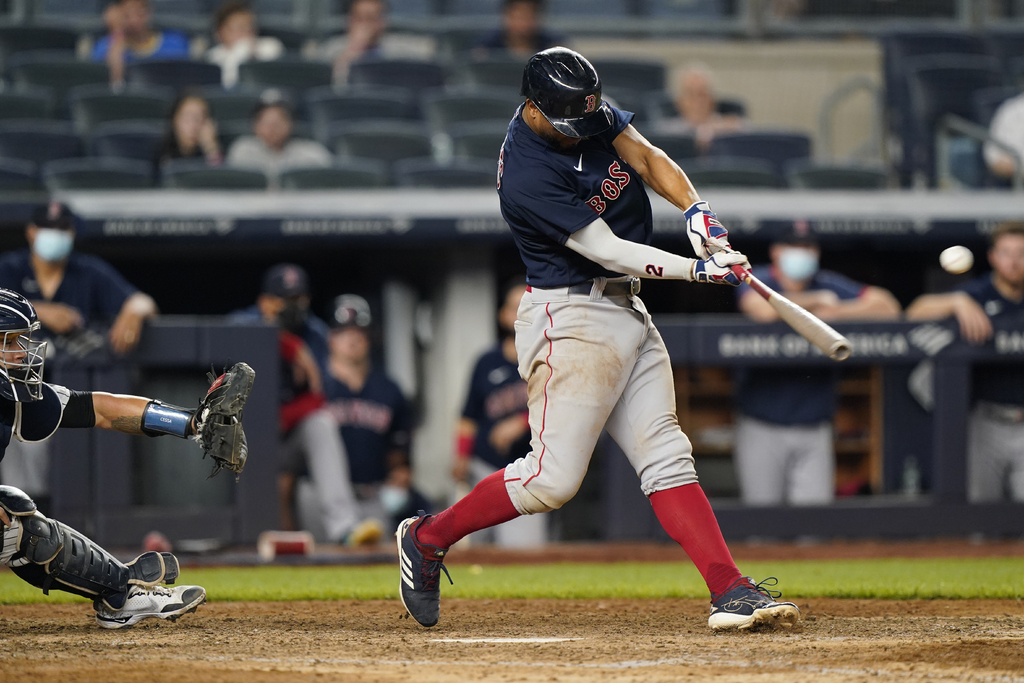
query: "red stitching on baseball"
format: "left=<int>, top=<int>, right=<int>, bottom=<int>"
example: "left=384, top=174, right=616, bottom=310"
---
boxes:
left=523, top=303, right=554, bottom=487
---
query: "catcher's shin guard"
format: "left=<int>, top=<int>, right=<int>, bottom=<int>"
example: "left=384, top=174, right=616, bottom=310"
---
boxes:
left=1, top=484, right=178, bottom=601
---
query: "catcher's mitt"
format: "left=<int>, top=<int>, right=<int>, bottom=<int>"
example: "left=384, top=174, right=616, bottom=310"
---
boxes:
left=193, top=362, right=255, bottom=479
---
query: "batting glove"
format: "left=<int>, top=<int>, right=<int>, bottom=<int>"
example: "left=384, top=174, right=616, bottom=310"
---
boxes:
left=684, top=201, right=732, bottom=260
left=691, top=251, right=749, bottom=286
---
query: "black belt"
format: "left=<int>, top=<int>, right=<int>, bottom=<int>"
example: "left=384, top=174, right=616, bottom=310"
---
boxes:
left=567, top=277, right=641, bottom=297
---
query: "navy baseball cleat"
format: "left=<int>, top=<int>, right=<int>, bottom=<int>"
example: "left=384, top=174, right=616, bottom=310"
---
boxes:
left=396, top=513, right=452, bottom=627
left=708, top=577, right=800, bottom=631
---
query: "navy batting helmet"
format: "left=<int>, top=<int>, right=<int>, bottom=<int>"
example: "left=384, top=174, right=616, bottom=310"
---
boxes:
left=0, top=289, right=46, bottom=401
left=520, top=47, right=613, bottom=139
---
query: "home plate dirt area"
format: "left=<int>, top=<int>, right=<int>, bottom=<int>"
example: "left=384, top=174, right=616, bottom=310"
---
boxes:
left=2, top=598, right=1023, bottom=682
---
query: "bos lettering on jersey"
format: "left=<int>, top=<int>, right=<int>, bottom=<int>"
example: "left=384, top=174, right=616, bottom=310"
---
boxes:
left=584, top=161, right=630, bottom=214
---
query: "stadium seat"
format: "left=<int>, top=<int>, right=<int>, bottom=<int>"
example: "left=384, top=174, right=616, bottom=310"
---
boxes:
left=32, top=0, right=105, bottom=30
left=590, top=60, right=666, bottom=94
left=42, top=158, right=154, bottom=191
left=259, top=26, right=308, bottom=53
left=305, top=86, right=419, bottom=144
left=0, top=159, right=42, bottom=191
left=332, top=121, right=433, bottom=165
left=707, top=132, right=812, bottom=176
left=0, top=121, right=82, bottom=165
left=279, top=161, right=389, bottom=189
left=217, top=120, right=255, bottom=150
left=449, top=120, right=508, bottom=161
left=421, top=87, right=522, bottom=131
left=645, top=0, right=724, bottom=16
left=445, top=0, right=502, bottom=14
left=985, top=30, right=1024, bottom=80
left=645, top=90, right=748, bottom=125
left=202, top=88, right=263, bottom=124
left=0, top=89, right=53, bottom=121
left=460, top=56, right=528, bottom=92
left=682, top=158, right=786, bottom=188
left=786, top=163, right=889, bottom=190
left=905, top=55, right=1004, bottom=184
left=0, top=26, right=79, bottom=71
left=68, top=84, right=174, bottom=136
left=347, top=58, right=446, bottom=94
left=163, top=160, right=269, bottom=190
left=393, top=158, right=496, bottom=188
left=642, top=133, right=698, bottom=162
left=126, top=60, right=223, bottom=90
left=90, top=121, right=166, bottom=163
left=546, top=0, right=627, bottom=16
left=972, top=86, right=1020, bottom=127
left=237, top=60, right=333, bottom=92
left=8, top=55, right=110, bottom=108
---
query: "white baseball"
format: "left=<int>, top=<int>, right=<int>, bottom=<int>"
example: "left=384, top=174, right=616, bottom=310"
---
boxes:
left=939, top=246, right=973, bottom=274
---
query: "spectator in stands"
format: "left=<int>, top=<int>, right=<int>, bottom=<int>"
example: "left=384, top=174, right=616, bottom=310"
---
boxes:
left=0, top=201, right=158, bottom=511
left=155, top=93, right=223, bottom=168
left=229, top=265, right=381, bottom=545
left=657, top=64, right=746, bottom=152
left=319, top=0, right=435, bottom=83
left=734, top=227, right=900, bottom=506
left=206, top=1, right=284, bottom=89
left=984, top=93, right=1024, bottom=182
left=320, top=294, right=430, bottom=531
left=472, top=0, right=566, bottom=59
left=907, top=222, right=1024, bottom=502
left=226, top=97, right=332, bottom=186
left=453, top=279, right=547, bottom=548
left=91, top=0, right=191, bottom=84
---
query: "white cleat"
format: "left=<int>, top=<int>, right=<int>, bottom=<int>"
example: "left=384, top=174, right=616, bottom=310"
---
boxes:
left=94, top=584, right=206, bottom=629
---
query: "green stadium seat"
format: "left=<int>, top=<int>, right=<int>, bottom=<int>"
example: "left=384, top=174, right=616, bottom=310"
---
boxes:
left=162, top=160, right=268, bottom=190
left=280, top=161, right=389, bottom=189
left=42, top=158, right=154, bottom=191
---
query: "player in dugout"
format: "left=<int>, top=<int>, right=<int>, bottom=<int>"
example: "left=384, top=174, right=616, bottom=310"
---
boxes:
left=0, top=289, right=253, bottom=628
left=907, top=221, right=1024, bottom=501
left=397, top=47, right=801, bottom=633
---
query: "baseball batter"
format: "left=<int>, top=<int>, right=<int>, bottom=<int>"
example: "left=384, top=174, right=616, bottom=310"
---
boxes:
left=0, top=288, right=252, bottom=628
left=398, top=47, right=800, bottom=631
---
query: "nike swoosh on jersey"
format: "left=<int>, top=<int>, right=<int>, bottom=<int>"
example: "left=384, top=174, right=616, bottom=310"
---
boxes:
left=574, top=154, right=583, bottom=172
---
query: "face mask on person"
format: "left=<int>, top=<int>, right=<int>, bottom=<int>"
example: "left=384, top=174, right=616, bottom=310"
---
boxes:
left=379, top=484, right=410, bottom=516
left=32, top=229, right=74, bottom=263
left=277, top=301, right=309, bottom=333
left=778, top=248, right=819, bottom=282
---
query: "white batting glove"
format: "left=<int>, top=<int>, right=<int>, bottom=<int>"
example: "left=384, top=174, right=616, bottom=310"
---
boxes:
left=684, top=201, right=732, bottom=260
left=690, top=251, right=749, bottom=286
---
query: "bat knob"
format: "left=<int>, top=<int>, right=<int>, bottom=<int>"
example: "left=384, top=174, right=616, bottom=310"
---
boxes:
left=829, top=340, right=852, bottom=362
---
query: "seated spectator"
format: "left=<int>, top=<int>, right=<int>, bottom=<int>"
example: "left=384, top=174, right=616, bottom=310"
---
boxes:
left=734, top=228, right=900, bottom=506
left=984, top=92, right=1024, bottom=181
left=321, top=294, right=430, bottom=531
left=226, top=97, right=332, bottom=185
left=319, top=0, right=435, bottom=83
left=907, top=222, right=1024, bottom=502
left=206, top=1, right=284, bottom=89
left=91, top=0, right=191, bottom=84
left=229, top=264, right=381, bottom=545
left=0, top=201, right=158, bottom=512
left=155, top=93, right=223, bottom=168
left=472, top=0, right=566, bottom=59
left=657, top=64, right=746, bottom=152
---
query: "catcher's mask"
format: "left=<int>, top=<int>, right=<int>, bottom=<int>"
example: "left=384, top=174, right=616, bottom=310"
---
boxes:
left=0, top=289, right=47, bottom=402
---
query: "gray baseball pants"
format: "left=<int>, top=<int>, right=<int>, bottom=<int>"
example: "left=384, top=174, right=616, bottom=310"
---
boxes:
left=968, top=403, right=1024, bottom=502
left=734, top=414, right=834, bottom=506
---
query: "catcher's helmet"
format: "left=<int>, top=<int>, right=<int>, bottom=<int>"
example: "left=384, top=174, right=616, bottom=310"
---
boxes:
left=330, top=294, right=372, bottom=329
left=0, top=288, right=46, bottom=401
left=520, top=46, right=613, bottom=139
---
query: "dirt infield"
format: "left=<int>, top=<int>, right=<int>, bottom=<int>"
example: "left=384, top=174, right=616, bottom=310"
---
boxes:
left=2, top=598, right=1022, bottom=682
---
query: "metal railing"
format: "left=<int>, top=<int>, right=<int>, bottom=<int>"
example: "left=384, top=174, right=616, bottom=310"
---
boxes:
left=817, top=75, right=884, bottom=163
left=935, top=113, right=1024, bottom=191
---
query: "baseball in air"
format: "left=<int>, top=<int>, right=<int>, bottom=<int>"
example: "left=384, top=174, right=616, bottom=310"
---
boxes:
left=939, top=246, right=973, bottom=274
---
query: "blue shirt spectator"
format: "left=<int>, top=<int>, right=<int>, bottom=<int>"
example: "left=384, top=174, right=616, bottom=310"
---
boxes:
left=92, top=0, right=190, bottom=84
left=473, top=0, right=567, bottom=59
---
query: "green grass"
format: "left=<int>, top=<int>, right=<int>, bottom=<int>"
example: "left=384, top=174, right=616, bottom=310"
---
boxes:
left=2, top=558, right=1022, bottom=605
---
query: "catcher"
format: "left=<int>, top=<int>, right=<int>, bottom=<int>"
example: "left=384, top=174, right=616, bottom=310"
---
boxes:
left=0, top=288, right=253, bottom=628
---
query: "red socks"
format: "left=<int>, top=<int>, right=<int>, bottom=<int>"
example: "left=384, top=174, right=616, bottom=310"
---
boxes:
left=649, top=483, right=744, bottom=599
left=416, top=471, right=521, bottom=549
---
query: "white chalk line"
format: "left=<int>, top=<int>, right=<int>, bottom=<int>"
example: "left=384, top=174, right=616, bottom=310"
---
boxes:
left=194, top=654, right=1024, bottom=682
left=431, top=637, right=583, bottom=643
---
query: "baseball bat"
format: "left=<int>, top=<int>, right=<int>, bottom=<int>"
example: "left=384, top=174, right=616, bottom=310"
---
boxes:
left=731, top=266, right=852, bottom=362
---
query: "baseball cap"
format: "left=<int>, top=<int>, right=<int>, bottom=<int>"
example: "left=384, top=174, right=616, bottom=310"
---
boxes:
left=262, top=263, right=309, bottom=298
left=330, top=294, right=372, bottom=329
left=30, top=201, right=77, bottom=231
left=774, top=222, right=819, bottom=248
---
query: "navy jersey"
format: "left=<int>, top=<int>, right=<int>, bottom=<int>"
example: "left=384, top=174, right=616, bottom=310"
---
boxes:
left=735, top=267, right=866, bottom=425
left=0, top=250, right=136, bottom=329
left=462, top=345, right=530, bottom=470
left=497, top=104, right=652, bottom=288
left=958, top=274, right=1024, bottom=406
left=0, top=383, right=72, bottom=462
left=323, top=369, right=412, bottom=485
